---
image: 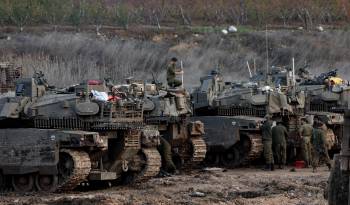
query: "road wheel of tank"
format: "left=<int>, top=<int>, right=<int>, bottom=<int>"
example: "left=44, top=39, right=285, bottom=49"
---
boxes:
left=221, top=147, right=241, bottom=168
left=204, top=152, right=220, bottom=166
left=221, top=135, right=253, bottom=168
left=12, top=174, right=34, bottom=192
left=328, top=154, right=349, bottom=205
left=58, top=152, right=75, bottom=183
left=35, top=175, right=58, bottom=192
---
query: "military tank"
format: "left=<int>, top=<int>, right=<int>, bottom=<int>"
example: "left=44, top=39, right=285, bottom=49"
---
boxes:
left=328, top=110, right=350, bottom=205
left=111, top=78, right=207, bottom=170
left=192, top=67, right=306, bottom=166
left=299, top=69, right=350, bottom=153
left=0, top=74, right=161, bottom=192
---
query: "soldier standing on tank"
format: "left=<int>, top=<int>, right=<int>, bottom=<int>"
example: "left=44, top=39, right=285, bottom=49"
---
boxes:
left=166, top=57, right=183, bottom=88
left=299, top=118, right=313, bottom=168
left=272, top=122, right=288, bottom=169
left=311, top=121, right=332, bottom=173
left=157, top=136, right=177, bottom=175
left=261, top=115, right=274, bottom=171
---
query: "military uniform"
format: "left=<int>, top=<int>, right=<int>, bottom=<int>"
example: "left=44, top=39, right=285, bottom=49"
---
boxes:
left=157, top=136, right=176, bottom=173
left=299, top=123, right=313, bottom=167
left=167, top=63, right=182, bottom=87
left=311, top=127, right=331, bottom=172
left=261, top=120, right=274, bottom=170
left=272, top=124, right=288, bottom=168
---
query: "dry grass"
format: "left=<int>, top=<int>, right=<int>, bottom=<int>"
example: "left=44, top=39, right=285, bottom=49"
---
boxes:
left=0, top=30, right=349, bottom=88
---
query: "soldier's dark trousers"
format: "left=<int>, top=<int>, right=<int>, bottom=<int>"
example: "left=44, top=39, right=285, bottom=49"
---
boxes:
left=273, top=143, right=286, bottom=166
left=167, top=79, right=182, bottom=87
left=263, top=141, right=274, bottom=165
left=158, top=137, right=176, bottom=173
left=302, top=136, right=312, bottom=167
left=311, top=148, right=331, bottom=171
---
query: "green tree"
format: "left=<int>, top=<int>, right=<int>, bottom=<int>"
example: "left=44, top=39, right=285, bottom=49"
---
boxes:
left=39, top=0, right=71, bottom=30
left=84, top=0, right=108, bottom=34
left=0, top=0, right=10, bottom=26
left=9, top=0, right=32, bottom=31
left=69, top=5, right=82, bottom=32
left=112, top=3, right=130, bottom=30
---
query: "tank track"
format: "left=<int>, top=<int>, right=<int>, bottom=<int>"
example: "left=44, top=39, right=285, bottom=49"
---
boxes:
left=134, top=148, right=161, bottom=182
left=179, top=136, right=207, bottom=169
left=189, top=137, right=207, bottom=163
left=57, top=149, right=91, bottom=192
left=242, top=133, right=263, bottom=165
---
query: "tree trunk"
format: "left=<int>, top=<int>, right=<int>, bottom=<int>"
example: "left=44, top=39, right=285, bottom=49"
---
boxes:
left=179, top=6, right=190, bottom=26
left=240, top=0, right=247, bottom=24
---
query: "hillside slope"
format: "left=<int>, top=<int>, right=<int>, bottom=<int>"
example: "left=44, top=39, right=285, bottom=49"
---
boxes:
left=0, top=30, right=349, bottom=87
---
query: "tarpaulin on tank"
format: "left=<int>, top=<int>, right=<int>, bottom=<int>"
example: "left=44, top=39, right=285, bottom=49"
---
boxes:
left=91, top=90, right=108, bottom=101
left=296, top=91, right=306, bottom=108
left=268, top=91, right=305, bottom=113
left=268, top=92, right=292, bottom=113
left=0, top=102, right=18, bottom=118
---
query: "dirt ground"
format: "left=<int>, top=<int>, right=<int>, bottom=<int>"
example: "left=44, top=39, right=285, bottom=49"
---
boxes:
left=0, top=166, right=329, bottom=205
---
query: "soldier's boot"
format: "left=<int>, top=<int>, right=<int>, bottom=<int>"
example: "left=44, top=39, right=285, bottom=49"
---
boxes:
left=270, top=164, right=275, bottom=171
left=312, top=167, right=317, bottom=173
left=327, top=163, right=332, bottom=171
left=159, top=169, right=172, bottom=177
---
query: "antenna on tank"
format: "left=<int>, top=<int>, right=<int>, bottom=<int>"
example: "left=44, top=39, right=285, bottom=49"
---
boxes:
left=265, top=25, right=269, bottom=83
left=253, top=59, right=256, bottom=75
left=246, top=61, right=252, bottom=78
left=180, top=60, right=184, bottom=88
left=292, top=57, right=296, bottom=87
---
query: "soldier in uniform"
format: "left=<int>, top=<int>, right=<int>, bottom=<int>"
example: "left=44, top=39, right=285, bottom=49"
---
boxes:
left=311, top=121, right=332, bottom=172
left=298, top=118, right=313, bottom=168
left=261, top=115, right=274, bottom=171
left=272, top=122, right=288, bottom=169
left=166, top=57, right=183, bottom=88
left=157, top=136, right=176, bottom=174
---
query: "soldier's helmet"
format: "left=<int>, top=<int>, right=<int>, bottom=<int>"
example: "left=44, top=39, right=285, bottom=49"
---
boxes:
left=314, top=121, right=324, bottom=128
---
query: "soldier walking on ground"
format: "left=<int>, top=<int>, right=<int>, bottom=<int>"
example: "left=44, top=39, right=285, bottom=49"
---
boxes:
left=311, top=121, right=332, bottom=173
left=166, top=57, right=183, bottom=88
left=261, top=115, right=274, bottom=171
left=272, top=122, right=288, bottom=169
left=299, top=118, right=313, bottom=168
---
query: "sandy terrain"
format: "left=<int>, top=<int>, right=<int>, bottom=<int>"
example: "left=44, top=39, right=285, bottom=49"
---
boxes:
left=0, top=166, right=329, bottom=205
